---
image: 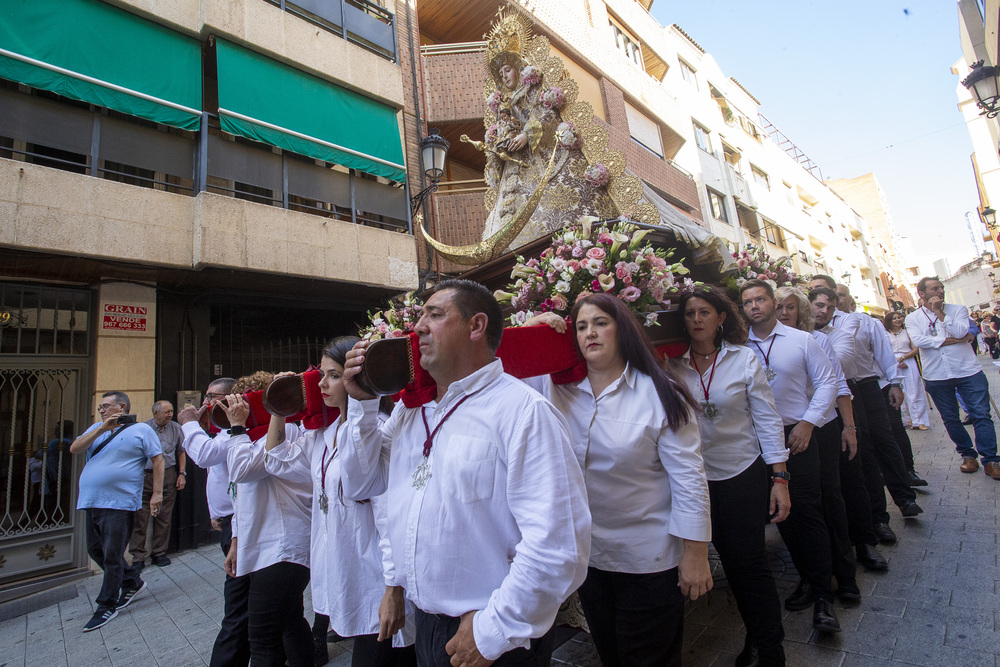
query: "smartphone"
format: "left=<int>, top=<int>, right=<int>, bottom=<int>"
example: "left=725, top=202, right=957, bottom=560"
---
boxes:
left=117, top=414, right=137, bottom=425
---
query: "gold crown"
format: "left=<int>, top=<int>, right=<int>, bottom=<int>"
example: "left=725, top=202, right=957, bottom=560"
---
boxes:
left=484, top=6, right=533, bottom=88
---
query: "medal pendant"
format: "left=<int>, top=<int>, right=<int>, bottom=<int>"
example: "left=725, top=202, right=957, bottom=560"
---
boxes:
left=765, top=367, right=776, bottom=381
left=318, top=492, right=329, bottom=514
left=928, top=324, right=936, bottom=335
left=412, top=457, right=432, bottom=489
left=702, top=402, right=719, bottom=420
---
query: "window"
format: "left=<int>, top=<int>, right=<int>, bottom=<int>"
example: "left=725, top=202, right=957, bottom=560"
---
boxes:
left=610, top=19, right=644, bottom=69
left=798, top=250, right=811, bottom=264
left=625, top=101, right=663, bottom=157
left=751, top=165, right=770, bottom=190
left=762, top=218, right=786, bottom=249
left=679, top=59, right=698, bottom=89
left=693, top=121, right=712, bottom=153
left=708, top=189, right=729, bottom=224
left=722, top=143, right=741, bottom=168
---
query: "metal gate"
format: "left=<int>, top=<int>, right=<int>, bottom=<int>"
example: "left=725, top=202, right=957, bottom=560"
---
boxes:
left=0, top=365, right=87, bottom=587
left=0, top=283, right=91, bottom=596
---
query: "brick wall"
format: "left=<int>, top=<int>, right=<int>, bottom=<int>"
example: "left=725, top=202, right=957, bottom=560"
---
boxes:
left=420, top=192, right=488, bottom=276
left=423, top=52, right=487, bottom=124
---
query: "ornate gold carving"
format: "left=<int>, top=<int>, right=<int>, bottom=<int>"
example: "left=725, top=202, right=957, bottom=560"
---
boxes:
left=523, top=35, right=551, bottom=68
left=543, top=56, right=565, bottom=84
left=609, top=174, right=644, bottom=212
left=594, top=193, right=618, bottom=218
left=632, top=202, right=660, bottom=226
left=562, top=101, right=594, bottom=129
left=540, top=182, right=581, bottom=212
left=484, top=6, right=533, bottom=87
left=37, top=544, right=56, bottom=561
left=560, top=78, right=579, bottom=107
left=483, top=189, right=497, bottom=213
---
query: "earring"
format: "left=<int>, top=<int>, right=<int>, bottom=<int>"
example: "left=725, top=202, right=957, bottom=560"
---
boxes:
left=717, top=325, right=723, bottom=333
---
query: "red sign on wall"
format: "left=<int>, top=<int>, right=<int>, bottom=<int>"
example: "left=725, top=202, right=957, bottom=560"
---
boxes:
left=102, top=304, right=147, bottom=332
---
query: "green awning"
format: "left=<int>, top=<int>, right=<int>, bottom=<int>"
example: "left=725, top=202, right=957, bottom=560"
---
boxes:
left=215, top=39, right=405, bottom=182
left=0, top=0, right=202, bottom=131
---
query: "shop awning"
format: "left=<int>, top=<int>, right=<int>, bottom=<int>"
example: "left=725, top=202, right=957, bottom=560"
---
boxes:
left=215, top=39, right=405, bottom=182
left=0, top=0, right=202, bottom=131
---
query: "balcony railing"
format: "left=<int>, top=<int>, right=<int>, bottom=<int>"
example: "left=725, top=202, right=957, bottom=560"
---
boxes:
left=266, top=0, right=398, bottom=62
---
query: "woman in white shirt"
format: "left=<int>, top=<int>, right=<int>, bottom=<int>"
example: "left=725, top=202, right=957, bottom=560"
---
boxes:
left=883, top=311, right=930, bottom=430
left=527, top=293, right=712, bottom=666
left=262, top=336, right=416, bottom=667
left=670, top=286, right=789, bottom=667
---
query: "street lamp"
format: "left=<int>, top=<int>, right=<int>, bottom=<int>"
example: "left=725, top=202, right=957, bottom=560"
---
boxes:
left=962, top=60, right=1000, bottom=118
left=981, top=206, right=997, bottom=230
left=410, top=128, right=450, bottom=215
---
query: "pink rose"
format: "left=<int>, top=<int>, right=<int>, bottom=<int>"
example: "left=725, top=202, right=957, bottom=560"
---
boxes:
left=568, top=260, right=581, bottom=271
left=586, top=247, right=606, bottom=260
left=616, top=266, right=628, bottom=280
left=737, top=258, right=750, bottom=268
left=572, top=245, right=586, bottom=258
left=551, top=294, right=569, bottom=311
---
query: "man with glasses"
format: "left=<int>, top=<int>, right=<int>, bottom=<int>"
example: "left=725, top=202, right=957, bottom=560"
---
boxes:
left=71, top=391, right=163, bottom=632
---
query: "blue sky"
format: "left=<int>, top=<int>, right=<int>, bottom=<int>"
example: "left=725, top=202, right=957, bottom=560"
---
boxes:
left=650, top=0, right=980, bottom=273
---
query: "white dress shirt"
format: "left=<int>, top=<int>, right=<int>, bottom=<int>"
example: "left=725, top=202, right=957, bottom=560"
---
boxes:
left=669, top=344, right=787, bottom=481
left=181, top=422, right=233, bottom=519
left=811, top=330, right=852, bottom=426
left=339, top=360, right=591, bottom=661
left=828, top=311, right=900, bottom=384
left=819, top=323, right=859, bottom=383
left=905, top=304, right=979, bottom=381
left=746, top=321, right=837, bottom=427
left=265, top=421, right=414, bottom=646
left=227, top=424, right=312, bottom=577
left=525, top=364, right=711, bottom=570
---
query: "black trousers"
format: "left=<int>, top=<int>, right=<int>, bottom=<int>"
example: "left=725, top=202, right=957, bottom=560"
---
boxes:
left=210, top=516, right=250, bottom=667
left=708, top=457, right=784, bottom=661
left=246, top=562, right=312, bottom=667
left=814, top=420, right=857, bottom=582
left=413, top=608, right=554, bottom=667
left=882, top=384, right=916, bottom=471
left=348, top=633, right=417, bottom=667
left=837, top=421, right=878, bottom=548
left=851, top=378, right=916, bottom=524
left=577, top=567, right=684, bottom=667
left=775, top=424, right=833, bottom=601
left=85, top=508, right=143, bottom=612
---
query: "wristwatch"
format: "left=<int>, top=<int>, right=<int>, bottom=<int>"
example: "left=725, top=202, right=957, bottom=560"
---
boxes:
left=770, top=471, right=791, bottom=481
left=888, top=382, right=903, bottom=389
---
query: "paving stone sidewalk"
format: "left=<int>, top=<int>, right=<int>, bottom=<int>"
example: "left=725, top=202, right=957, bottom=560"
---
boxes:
left=3, top=360, right=999, bottom=666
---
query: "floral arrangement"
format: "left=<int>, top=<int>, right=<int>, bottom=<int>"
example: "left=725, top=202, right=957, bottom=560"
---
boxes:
left=723, top=243, right=800, bottom=291
left=495, top=217, right=696, bottom=327
left=485, top=124, right=499, bottom=144
left=520, top=65, right=541, bottom=87
left=556, top=121, right=583, bottom=150
left=583, top=163, right=609, bottom=187
left=486, top=90, right=502, bottom=115
left=541, top=86, right=566, bottom=110
left=358, top=291, right=424, bottom=341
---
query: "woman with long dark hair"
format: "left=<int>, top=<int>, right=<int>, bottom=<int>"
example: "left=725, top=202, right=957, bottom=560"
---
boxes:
left=262, top=336, right=416, bottom=667
left=525, top=293, right=712, bottom=666
left=669, top=285, right=788, bottom=667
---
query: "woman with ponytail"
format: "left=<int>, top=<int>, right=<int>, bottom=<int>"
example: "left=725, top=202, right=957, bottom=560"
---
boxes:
left=525, top=293, right=712, bottom=666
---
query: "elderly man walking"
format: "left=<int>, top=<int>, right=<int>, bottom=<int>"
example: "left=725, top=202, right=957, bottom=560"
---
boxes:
left=906, top=277, right=1000, bottom=479
left=129, top=400, right=186, bottom=568
left=71, top=391, right=163, bottom=632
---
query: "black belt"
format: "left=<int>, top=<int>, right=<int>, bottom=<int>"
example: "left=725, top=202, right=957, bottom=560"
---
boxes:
left=854, top=375, right=880, bottom=385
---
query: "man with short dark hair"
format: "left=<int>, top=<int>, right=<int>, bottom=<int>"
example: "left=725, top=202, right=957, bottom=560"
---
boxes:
left=129, top=400, right=185, bottom=569
left=71, top=390, right=163, bottom=632
left=176, top=378, right=249, bottom=667
left=341, top=279, right=591, bottom=666
left=740, top=279, right=841, bottom=633
left=906, top=277, right=1000, bottom=478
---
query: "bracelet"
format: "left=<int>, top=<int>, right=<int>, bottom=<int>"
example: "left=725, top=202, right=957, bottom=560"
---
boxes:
left=179, top=471, right=187, bottom=476
left=771, top=478, right=789, bottom=485
left=844, top=425, right=858, bottom=431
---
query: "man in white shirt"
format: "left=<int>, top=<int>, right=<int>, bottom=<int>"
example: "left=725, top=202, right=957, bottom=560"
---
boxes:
left=740, top=279, right=841, bottom=634
left=809, top=287, right=889, bottom=573
left=176, top=378, right=249, bottom=667
left=810, top=277, right=922, bottom=546
left=341, top=279, right=591, bottom=666
left=906, top=277, right=999, bottom=479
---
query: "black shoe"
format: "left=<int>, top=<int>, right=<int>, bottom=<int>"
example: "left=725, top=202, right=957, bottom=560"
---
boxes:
left=856, top=543, right=889, bottom=571
left=151, top=555, right=171, bottom=567
left=83, top=608, right=118, bottom=632
left=132, top=560, right=146, bottom=571
left=735, top=640, right=759, bottom=667
left=900, top=501, right=923, bottom=518
left=116, top=580, right=147, bottom=609
left=962, top=415, right=974, bottom=425
left=836, top=578, right=862, bottom=602
left=313, top=633, right=329, bottom=667
left=784, top=579, right=815, bottom=611
left=906, top=470, right=928, bottom=487
left=874, top=522, right=897, bottom=544
left=326, top=629, right=345, bottom=644
left=813, top=599, right=841, bottom=633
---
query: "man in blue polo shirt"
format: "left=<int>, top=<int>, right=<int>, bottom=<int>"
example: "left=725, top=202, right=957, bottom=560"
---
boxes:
left=71, top=390, right=164, bottom=632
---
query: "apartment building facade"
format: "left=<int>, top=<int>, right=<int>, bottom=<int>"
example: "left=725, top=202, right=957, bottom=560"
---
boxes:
left=412, top=0, right=891, bottom=310
left=0, top=0, right=418, bottom=598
